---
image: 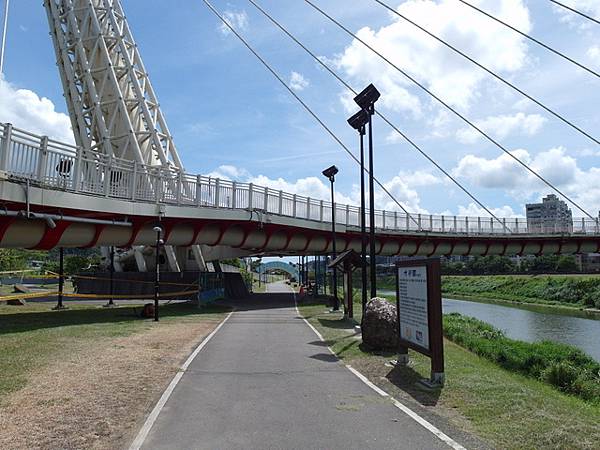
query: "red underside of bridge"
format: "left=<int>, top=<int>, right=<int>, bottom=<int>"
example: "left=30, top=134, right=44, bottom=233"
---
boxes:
left=1, top=202, right=599, bottom=256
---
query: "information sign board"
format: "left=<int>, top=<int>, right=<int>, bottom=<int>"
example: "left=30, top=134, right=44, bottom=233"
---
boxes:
left=398, top=265, right=430, bottom=351
left=396, top=258, right=444, bottom=385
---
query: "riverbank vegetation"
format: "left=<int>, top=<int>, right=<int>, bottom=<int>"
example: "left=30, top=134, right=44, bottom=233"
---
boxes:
left=299, top=300, right=600, bottom=449
left=441, top=255, right=580, bottom=275
left=444, top=313, right=600, bottom=402
left=442, top=274, right=600, bottom=309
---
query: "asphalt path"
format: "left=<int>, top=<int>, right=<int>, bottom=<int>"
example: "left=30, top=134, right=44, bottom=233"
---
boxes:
left=139, top=281, right=456, bottom=450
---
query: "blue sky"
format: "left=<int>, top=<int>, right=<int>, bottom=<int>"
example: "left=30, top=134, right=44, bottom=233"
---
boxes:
left=1, top=0, right=600, bottom=219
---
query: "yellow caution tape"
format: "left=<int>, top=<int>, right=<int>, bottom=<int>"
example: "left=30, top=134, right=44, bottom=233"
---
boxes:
left=62, top=290, right=199, bottom=300
left=0, top=291, right=59, bottom=302
left=70, top=273, right=199, bottom=288
left=0, top=289, right=199, bottom=302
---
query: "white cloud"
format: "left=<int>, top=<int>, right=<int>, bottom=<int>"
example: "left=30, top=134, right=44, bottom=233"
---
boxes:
left=219, top=10, right=249, bottom=36
left=289, top=71, right=310, bottom=91
left=453, top=147, right=578, bottom=191
left=333, top=0, right=531, bottom=113
left=456, top=203, right=520, bottom=218
left=553, top=1, right=600, bottom=26
left=587, top=46, right=600, bottom=67
left=0, top=76, right=73, bottom=143
left=378, top=174, right=428, bottom=213
left=207, top=164, right=250, bottom=180
left=399, top=170, right=443, bottom=187
left=577, top=147, right=600, bottom=157
left=205, top=165, right=435, bottom=214
left=453, top=149, right=532, bottom=189
left=249, top=174, right=359, bottom=206
left=456, top=112, right=547, bottom=144
left=452, top=147, right=600, bottom=215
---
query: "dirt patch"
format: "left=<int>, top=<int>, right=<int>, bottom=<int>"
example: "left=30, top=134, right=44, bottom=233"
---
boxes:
left=0, top=318, right=222, bottom=450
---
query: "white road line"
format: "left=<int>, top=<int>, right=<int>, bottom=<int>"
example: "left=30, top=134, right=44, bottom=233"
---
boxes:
left=129, top=311, right=234, bottom=450
left=345, top=364, right=390, bottom=397
left=294, top=296, right=466, bottom=450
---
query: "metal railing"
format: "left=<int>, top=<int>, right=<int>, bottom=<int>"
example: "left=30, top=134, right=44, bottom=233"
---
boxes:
left=1, top=122, right=598, bottom=235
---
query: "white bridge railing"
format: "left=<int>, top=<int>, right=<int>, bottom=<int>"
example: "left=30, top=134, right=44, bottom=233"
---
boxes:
left=1, top=123, right=598, bottom=236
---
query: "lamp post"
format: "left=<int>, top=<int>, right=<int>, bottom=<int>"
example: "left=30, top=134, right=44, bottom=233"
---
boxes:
left=104, top=246, right=115, bottom=307
left=257, top=257, right=262, bottom=289
left=347, top=109, right=370, bottom=316
left=322, top=164, right=339, bottom=310
left=52, top=247, right=65, bottom=310
left=354, top=84, right=380, bottom=300
left=153, top=225, right=164, bottom=322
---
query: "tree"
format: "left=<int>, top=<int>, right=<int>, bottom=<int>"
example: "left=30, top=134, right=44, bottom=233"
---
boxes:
left=466, top=256, right=515, bottom=275
left=523, top=255, right=560, bottom=273
left=441, top=261, right=466, bottom=275
left=65, top=255, right=93, bottom=274
left=556, top=256, right=578, bottom=273
left=0, top=249, right=28, bottom=271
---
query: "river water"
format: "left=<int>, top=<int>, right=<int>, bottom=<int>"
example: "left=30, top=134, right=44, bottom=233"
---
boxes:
left=378, top=290, right=600, bottom=362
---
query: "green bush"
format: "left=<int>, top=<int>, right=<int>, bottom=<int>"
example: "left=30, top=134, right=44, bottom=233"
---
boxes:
left=543, top=361, right=579, bottom=389
left=444, top=313, right=600, bottom=403
left=443, top=275, right=600, bottom=308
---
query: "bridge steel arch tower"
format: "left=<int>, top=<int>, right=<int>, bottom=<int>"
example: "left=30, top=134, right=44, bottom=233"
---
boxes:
left=43, top=0, right=205, bottom=271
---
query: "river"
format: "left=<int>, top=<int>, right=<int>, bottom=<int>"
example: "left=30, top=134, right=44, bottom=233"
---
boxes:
left=378, top=290, right=600, bottom=362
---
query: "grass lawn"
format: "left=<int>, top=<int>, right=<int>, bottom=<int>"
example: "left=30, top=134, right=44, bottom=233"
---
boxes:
left=299, top=300, right=600, bottom=450
left=0, top=280, right=76, bottom=299
left=0, top=301, right=228, bottom=403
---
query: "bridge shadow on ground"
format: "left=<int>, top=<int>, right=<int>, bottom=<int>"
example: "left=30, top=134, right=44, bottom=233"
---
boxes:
left=217, top=291, right=311, bottom=312
left=0, top=302, right=230, bottom=335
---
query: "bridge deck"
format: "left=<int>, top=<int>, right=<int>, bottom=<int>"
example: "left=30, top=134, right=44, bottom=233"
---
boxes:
left=138, top=282, right=462, bottom=449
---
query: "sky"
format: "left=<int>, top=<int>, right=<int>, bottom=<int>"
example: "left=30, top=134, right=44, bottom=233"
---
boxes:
left=1, top=0, right=600, bottom=220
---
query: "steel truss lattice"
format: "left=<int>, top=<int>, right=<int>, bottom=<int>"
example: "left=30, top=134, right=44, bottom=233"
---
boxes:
left=44, top=0, right=205, bottom=271
left=44, top=0, right=183, bottom=168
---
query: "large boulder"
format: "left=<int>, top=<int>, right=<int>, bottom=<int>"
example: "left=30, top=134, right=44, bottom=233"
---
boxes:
left=362, top=297, right=398, bottom=350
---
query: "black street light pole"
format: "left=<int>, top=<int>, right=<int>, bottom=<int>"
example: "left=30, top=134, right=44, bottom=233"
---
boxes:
left=354, top=84, right=380, bottom=300
left=322, top=165, right=339, bottom=310
left=104, top=246, right=115, bottom=307
left=153, top=225, right=163, bottom=322
left=53, top=247, right=65, bottom=310
left=347, top=109, right=370, bottom=315
left=367, top=107, right=376, bottom=299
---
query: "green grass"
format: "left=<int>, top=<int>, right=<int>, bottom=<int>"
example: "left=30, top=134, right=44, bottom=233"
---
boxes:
left=299, top=299, right=600, bottom=449
left=444, top=313, right=600, bottom=402
left=0, top=302, right=229, bottom=403
left=442, top=275, right=600, bottom=310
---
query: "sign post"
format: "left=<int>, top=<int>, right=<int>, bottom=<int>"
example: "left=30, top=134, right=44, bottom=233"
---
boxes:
left=395, top=258, right=444, bottom=387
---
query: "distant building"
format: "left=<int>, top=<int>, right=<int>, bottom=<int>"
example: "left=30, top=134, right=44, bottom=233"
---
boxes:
left=526, top=194, right=573, bottom=233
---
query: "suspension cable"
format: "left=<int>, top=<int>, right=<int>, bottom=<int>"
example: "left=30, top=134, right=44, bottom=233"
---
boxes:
left=246, top=0, right=510, bottom=231
left=202, top=0, right=422, bottom=229
left=458, top=0, right=600, bottom=78
left=375, top=0, right=600, bottom=144
left=304, top=0, right=596, bottom=220
left=549, top=0, right=600, bottom=26
left=0, top=0, right=9, bottom=75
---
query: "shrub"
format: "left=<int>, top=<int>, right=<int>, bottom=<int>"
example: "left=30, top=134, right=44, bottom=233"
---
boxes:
left=543, top=362, right=579, bottom=390
left=444, top=314, right=600, bottom=403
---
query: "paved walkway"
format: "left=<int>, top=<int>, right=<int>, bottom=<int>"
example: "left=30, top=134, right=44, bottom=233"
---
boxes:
left=140, top=282, right=454, bottom=450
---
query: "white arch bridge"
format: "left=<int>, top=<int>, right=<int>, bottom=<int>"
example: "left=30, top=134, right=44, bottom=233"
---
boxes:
left=0, top=123, right=599, bottom=260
